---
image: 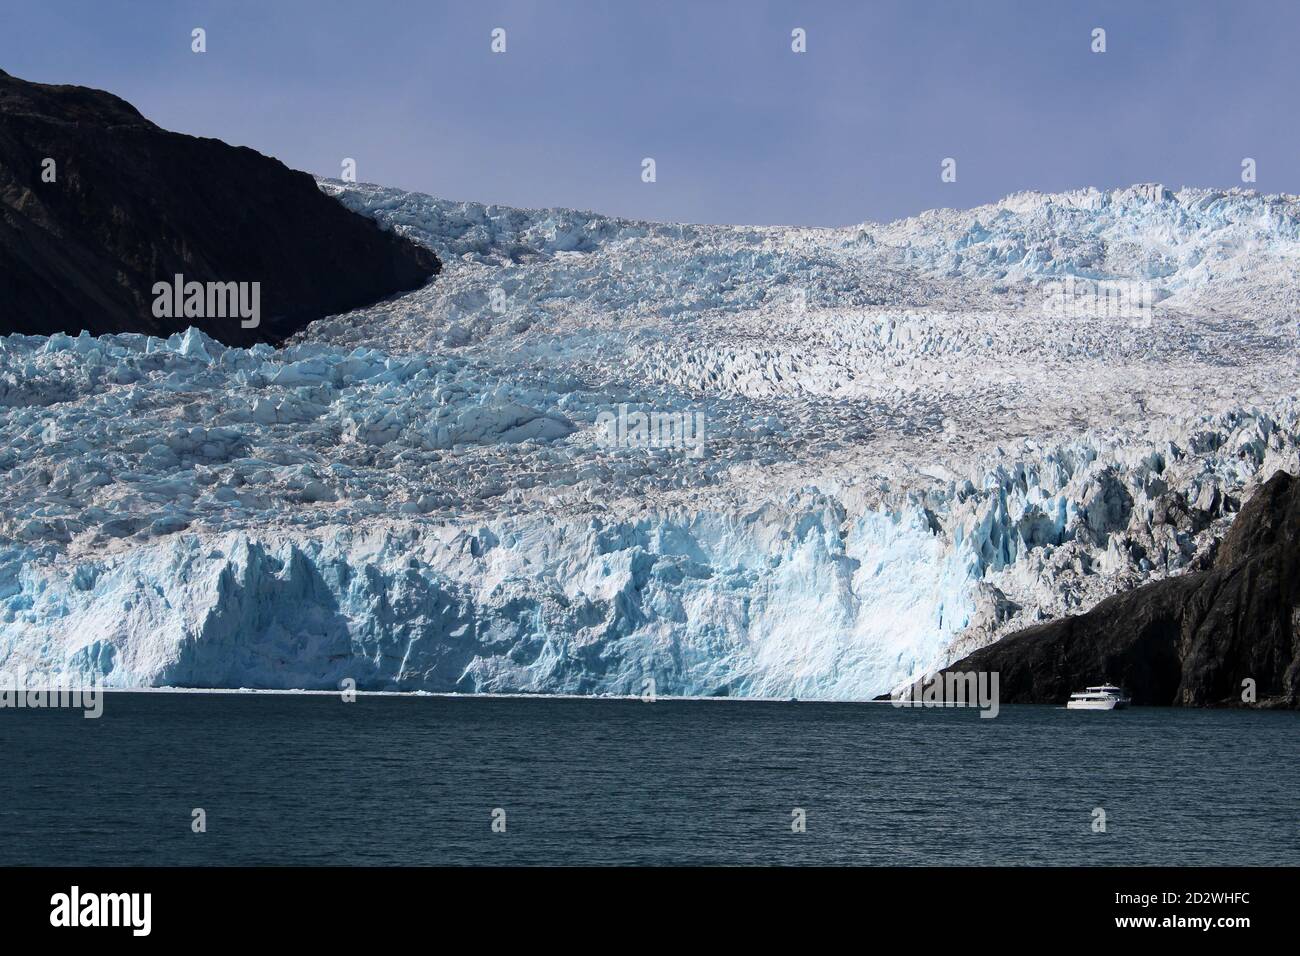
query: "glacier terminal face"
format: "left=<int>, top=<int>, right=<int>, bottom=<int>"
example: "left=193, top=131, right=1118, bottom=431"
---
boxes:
left=2, top=183, right=1299, bottom=697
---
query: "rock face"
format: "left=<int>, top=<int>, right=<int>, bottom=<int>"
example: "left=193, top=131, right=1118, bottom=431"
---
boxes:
left=0, top=70, right=438, bottom=345
left=943, top=470, right=1300, bottom=707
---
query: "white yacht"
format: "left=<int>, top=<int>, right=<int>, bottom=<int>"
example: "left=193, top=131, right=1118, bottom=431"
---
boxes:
left=1066, top=685, right=1131, bottom=710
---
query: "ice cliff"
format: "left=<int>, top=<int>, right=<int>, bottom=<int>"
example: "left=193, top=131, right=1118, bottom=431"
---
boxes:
left=2, top=183, right=1298, bottom=697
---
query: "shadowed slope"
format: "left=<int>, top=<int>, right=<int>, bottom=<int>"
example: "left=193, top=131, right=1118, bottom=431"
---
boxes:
left=0, top=70, right=439, bottom=345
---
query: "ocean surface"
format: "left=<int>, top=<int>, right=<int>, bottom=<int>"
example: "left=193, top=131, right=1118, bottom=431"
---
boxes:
left=0, top=693, right=1295, bottom=866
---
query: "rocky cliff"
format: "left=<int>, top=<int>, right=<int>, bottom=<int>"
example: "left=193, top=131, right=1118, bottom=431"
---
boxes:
left=943, top=470, right=1300, bottom=707
left=0, top=70, right=438, bottom=345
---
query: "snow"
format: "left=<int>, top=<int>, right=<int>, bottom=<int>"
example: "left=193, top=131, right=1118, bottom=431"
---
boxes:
left=2, top=182, right=1298, bottom=697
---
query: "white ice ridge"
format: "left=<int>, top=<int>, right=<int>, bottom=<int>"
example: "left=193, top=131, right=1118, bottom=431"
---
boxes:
left=1, top=181, right=1298, bottom=697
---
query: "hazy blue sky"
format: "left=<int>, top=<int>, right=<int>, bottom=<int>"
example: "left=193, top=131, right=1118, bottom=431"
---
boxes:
left=2, top=1, right=1295, bottom=225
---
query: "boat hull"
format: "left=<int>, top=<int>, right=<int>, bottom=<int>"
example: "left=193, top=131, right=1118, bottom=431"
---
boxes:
left=1067, top=698, right=1120, bottom=710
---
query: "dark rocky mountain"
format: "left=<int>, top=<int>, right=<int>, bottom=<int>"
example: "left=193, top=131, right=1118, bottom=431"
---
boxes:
left=942, top=470, right=1300, bottom=708
left=0, top=69, right=438, bottom=346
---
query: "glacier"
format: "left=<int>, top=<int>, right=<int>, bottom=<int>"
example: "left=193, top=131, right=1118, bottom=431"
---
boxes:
left=2, top=182, right=1298, bottom=697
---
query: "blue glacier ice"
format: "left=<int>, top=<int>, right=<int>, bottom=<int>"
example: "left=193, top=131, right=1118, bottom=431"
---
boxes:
left=2, top=182, right=1299, bottom=697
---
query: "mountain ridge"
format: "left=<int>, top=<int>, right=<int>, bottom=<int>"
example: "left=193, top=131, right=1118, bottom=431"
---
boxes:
left=0, top=70, right=439, bottom=345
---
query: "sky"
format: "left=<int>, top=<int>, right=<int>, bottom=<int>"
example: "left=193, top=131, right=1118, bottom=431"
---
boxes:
left=1, top=0, right=1296, bottom=226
